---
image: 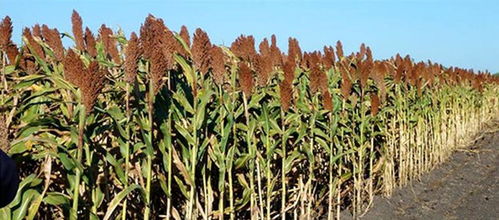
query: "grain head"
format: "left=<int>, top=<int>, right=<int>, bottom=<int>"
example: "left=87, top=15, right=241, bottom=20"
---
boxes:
left=210, top=45, right=226, bottom=86
left=279, top=80, right=293, bottom=111
left=239, top=62, right=254, bottom=96
left=0, top=16, right=12, bottom=50
left=179, top=25, right=191, bottom=47
left=99, top=24, right=120, bottom=64
left=41, top=25, right=64, bottom=62
left=125, top=32, right=142, bottom=84
left=84, top=27, right=97, bottom=57
left=71, top=10, right=85, bottom=51
left=192, top=28, right=212, bottom=74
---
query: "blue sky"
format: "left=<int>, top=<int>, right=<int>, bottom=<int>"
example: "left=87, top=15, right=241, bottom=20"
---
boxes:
left=1, top=0, right=498, bottom=73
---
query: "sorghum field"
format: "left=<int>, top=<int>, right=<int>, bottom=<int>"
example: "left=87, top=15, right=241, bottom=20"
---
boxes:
left=0, top=11, right=498, bottom=220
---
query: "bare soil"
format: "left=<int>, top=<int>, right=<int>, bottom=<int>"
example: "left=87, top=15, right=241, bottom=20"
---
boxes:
left=351, top=120, right=499, bottom=220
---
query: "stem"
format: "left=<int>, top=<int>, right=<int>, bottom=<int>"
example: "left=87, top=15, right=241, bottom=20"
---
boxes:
left=71, top=104, right=86, bottom=220
left=281, top=109, right=286, bottom=220
left=229, top=64, right=238, bottom=220
left=242, top=93, right=255, bottom=219
left=337, top=99, right=346, bottom=220
left=327, top=112, right=333, bottom=220
left=166, top=70, right=173, bottom=220
left=187, top=83, right=199, bottom=220
left=218, top=85, right=225, bottom=220
left=166, top=113, right=172, bottom=220
left=122, top=82, right=131, bottom=220
left=144, top=79, right=154, bottom=220
left=1, top=51, right=8, bottom=95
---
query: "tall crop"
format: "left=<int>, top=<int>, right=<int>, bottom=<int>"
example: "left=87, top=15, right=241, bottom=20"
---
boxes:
left=0, top=12, right=498, bottom=220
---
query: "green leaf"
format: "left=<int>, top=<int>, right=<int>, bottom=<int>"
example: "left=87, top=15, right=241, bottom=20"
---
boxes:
left=103, top=184, right=141, bottom=220
left=43, top=192, right=70, bottom=206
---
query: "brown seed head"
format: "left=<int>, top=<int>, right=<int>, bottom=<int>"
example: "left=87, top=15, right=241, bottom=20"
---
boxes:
left=125, top=32, right=142, bottom=84
left=373, top=61, right=387, bottom=101
left=32, top=24, right=42, bottom=40
left=239, top=62, right=254, bottom=96
left=210, top=45, right=226, bottom=85
left=5, top=43, right=19, bottom=65
left=72, top=10, right=85, bottom=51
left=255, top=53, right=273, bottom=87
left=270, top=34, right=282, bottom=67
left=366, top=46, right=373, bottom=63
left=322, top=90, right=333, bottom=111
left=41, top=25, right=64, bottom=61
left=81, top=61, right=106, bottom=114
left=322, top=46, right=335, bottom=70
left=63, top=49, right=85, bottom=88
left=179, top=25, right=191, bottom=47
left=231, top=35, right=257, bottom=63
left=279, top=80, right=293, bottom=111
left=340, top=65, right=353, bottom=99
left=140, top=15, right=175, bottom=71
left=99, top=25, right=120, bottom=64
left=309, top=61, right=327, bottom=94
left=0, top=16, right=13, bottom=50
left=162, top=28, right=179, bottom=69
left=359, top=59, right=373, bottom=89
left=370, top=93, right=380, bottom=116
left=283, top=56, right=296, bottom=84
left=336, top=40, right=344, bottom=59
left=23, top=28, right=45, bottom=59
left=259, top=38, right=270, bottom=57
left=84, top=27, right=97, bottom=57
left=288, top=37, right=302, bottom=62
left=19, top=46, right=36, bottom=74
left=358, top=43, right=366, bottom=60
left=192, top=28, right=212, bottom=74
left=150, top=47, right=168, bottom=95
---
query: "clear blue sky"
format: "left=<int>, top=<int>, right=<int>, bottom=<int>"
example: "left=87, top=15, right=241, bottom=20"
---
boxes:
left=1, top=0, right=498, bottom=73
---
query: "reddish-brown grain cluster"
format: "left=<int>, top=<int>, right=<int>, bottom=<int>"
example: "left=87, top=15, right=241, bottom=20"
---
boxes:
left=231, top=35, right=257, bottom=63
left=0, top=16, right=19, bottom=65
left=99, top=25, right=121, bottom=64
left=124, top=32, right=141, bottom=84
left=239, top=62, right=254, bottom=96
left=84, top=27, right=97, bottom=57
left=279, top=80, right=293, bottom=111
left=279, top=57, right=296, bottom=111
left=370, top=93, right=380, bottom=116
left=63, top=50, right=106, bottom=114
left=0, top=16, right=13, bottom=50
left=210, top=45, right=226, bottom=85
left=270, top=35, right=283, bottom=67
left=288, top=37, right=302, bottom=63
left=140, top=15, right=175, bottom=94
left=41, top=25, right=64, bottom=61
left=255, top=38, right=273, bottom=86
left=1, top=11, right=497, bottom=114
left=191, top=28, right=212, bottom=74
left=23, top=28, right=45, bottom=58
left=179, top=25, right=190, bottom=47
left=335, top=41, right=344, bottom=59
left=70, top=11, right=84, bottom=52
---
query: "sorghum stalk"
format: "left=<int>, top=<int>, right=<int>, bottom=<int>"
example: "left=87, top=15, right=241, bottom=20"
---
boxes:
left=71, top=104, right=86, bottom=220
left=144, top=78, right=154, bottom=220
left=218, top=84, right=225, bottom=220
left=242, top=92, right=256, bottom=219
left=122, top=81, right=131, bottom=220
left=280, top=108, right=286, bottom=220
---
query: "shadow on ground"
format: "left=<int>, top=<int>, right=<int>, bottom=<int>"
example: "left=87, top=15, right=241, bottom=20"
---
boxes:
left=346, top=120, right=499, bottom=220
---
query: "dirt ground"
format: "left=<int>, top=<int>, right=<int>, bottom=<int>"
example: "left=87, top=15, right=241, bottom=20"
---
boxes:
left=354, top=120, right=499, bottom=220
